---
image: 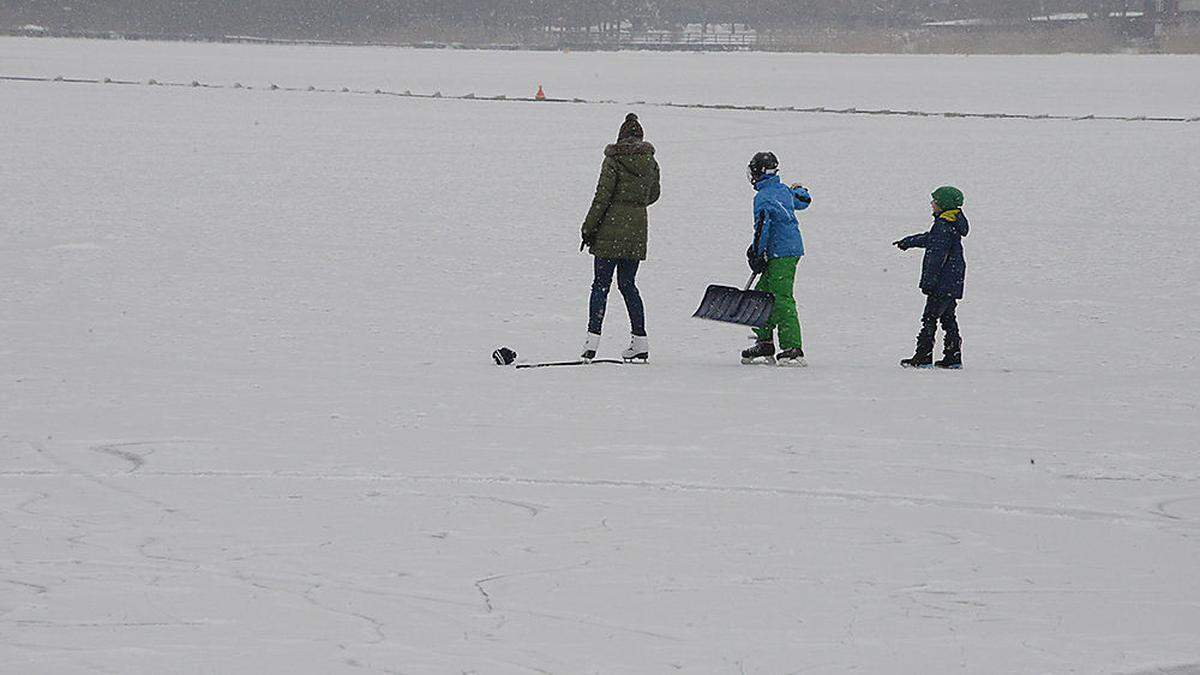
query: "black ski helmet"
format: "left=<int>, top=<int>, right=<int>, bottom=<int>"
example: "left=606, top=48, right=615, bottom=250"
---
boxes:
left=747, top=151, right=779, bottom=185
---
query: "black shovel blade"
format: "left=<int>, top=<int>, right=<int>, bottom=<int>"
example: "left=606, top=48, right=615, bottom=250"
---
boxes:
left=692, top=284, right=775, bottom=327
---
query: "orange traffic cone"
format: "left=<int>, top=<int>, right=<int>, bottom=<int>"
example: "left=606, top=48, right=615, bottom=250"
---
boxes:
left=535, top=84, right=546, bottom=101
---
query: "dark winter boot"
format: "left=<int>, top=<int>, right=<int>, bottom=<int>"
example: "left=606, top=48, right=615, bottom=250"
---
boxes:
left=935, top=340, right=962, bottom=369
left=901, top=348, right=933, bottom=369
left=741, top=341, right=776, bottom=365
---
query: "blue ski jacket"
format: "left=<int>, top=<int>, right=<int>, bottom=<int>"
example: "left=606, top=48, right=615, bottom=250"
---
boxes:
left=898, top=208, right=970, bottom=299
left=750, top=175, right=811, bottom=260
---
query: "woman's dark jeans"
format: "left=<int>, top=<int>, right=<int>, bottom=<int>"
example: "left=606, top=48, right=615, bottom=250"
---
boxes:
left=589, top=257, right=645, bottom=337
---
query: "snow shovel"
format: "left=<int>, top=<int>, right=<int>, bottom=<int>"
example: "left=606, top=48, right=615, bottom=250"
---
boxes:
left=692, top=272, right=774, bottom=328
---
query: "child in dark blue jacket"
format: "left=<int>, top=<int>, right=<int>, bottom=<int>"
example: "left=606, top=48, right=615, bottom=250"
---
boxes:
left=894, top=186, right=969, bottom=369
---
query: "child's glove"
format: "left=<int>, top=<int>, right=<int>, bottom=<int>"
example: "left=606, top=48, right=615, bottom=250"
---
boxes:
left=580, top=231, right=595, bottom=252
left=747, top=245, right=769, bottom=273
left=893, top=239, right=910, bottom=251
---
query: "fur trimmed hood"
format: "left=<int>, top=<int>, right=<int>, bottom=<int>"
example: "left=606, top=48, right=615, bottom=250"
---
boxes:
left=604, top=141, right=655, bottom=157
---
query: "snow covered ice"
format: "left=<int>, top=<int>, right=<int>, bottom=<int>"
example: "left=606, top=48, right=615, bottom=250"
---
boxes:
left=2, top=38, right=1200, bottom=673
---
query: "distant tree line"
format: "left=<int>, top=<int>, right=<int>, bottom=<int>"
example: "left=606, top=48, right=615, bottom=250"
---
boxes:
left=0, top=0, right=1169, bottom=40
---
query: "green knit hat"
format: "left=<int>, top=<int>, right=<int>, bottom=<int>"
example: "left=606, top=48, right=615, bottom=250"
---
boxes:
left=932, top=186, right=964, bottom=211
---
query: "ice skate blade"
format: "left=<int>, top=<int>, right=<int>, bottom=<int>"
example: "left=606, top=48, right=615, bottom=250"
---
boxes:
left=741, top=357, right=776, bottom=365
left=777, top=357, right=808, bottom=368
left=934, top=364, right=963, bottom=370
left=622, top=354, right=649, bottom=363
left=901, top=363, right=934, bottom=369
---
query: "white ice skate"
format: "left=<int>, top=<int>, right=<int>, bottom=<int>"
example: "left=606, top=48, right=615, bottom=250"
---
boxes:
left=621, top=334, right=649, bottom=363
left=581, top=332, right=601, bottom=361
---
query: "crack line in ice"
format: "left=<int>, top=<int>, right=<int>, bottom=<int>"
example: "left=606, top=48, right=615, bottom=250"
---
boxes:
left=435, top=474, right=1189, bottom=526
left=475, top=578, right=494, bottom=613
left=1119, top=663, right=1200, bottom=675
left=474, top=561, right=592, bottom=616
left=14, top=464, right=1190, bottom=528
left=1150, top=495, right=1200, bottom=521
left=11, top=619, right=215, bottom=628
left=1, top=579, right=49, bottom=595
left=27, top=441, right=179, bottom=513
left=3, top=74, right=1196, bottom=124
left=99, top=469, right=1192, bottom=527
left=92, top=442, right=151, bottom=473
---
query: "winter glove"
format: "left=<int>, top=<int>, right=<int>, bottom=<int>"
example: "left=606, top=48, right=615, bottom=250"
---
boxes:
left=747, top=245, right=769, bottom=274
left=893, top=239, right=910, bottom=251
left=492, top=347, right=518, bottom=366
left=580, top=231, right=595, bottom=252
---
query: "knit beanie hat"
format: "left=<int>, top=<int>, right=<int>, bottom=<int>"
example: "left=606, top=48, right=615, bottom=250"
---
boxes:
left=932, top=186, right=964, bottom=211
left=617, top=113, right=643, bottom=141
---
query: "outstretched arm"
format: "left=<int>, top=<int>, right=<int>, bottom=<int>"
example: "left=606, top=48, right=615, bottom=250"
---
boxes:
left=894, top=232, right=929, bottom=250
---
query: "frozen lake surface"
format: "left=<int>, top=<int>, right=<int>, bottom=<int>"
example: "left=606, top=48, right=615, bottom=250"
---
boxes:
left=2, top=38, right=1200, bottom=673
left=4, top=36, right=1200, bottom=116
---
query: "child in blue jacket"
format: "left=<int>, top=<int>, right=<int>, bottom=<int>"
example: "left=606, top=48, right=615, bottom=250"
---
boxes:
left=894, top=186, right=969, bottom=369
left=741, top=152, right=812, bottom=367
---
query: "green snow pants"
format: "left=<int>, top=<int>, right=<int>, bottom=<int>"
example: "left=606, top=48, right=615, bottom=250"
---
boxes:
left=753, top=256, right=802, bottom=350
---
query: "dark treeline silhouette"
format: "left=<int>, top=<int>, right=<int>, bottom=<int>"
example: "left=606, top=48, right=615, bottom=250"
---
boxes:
left=0, top=1, right=1173, bottom=41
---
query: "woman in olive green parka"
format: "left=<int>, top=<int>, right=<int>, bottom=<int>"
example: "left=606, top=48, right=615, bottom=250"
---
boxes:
left=579, top=113, right=661, bottom=362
